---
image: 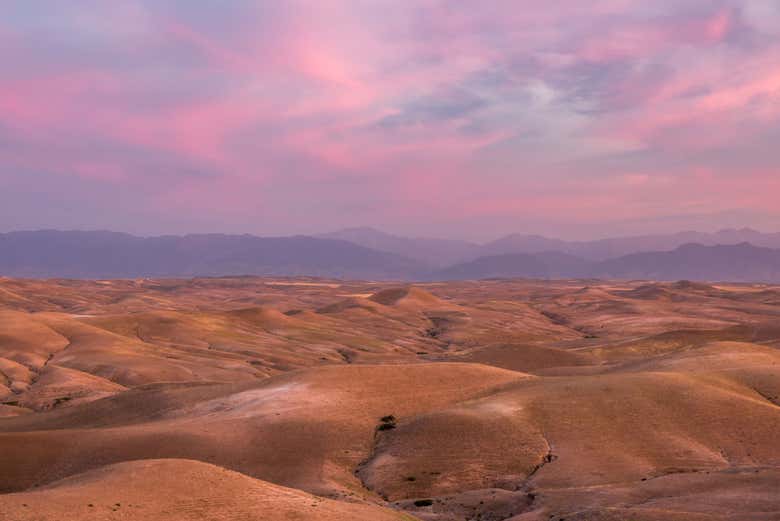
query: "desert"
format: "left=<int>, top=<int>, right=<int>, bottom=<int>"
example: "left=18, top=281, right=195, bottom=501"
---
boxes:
left=3, top=2, right=780, bottom=518
left=1, top=276, right=779, bottom=520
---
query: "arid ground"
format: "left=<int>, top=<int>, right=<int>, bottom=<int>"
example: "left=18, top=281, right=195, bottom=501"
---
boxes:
left=1, top=276, right=779, bottom=520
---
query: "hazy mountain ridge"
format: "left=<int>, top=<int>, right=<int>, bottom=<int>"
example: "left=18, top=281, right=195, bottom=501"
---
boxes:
left=323, top=226, right=780, bottom=263
left=317, top=227, right=480, bottom=267
left=481, top=227, right=780, bottom=260
left=596, top=242, right=780, bottom=282
left=433, top=243, right=780, bottom=282
left=2, top=230, right=780, bottom=282
left=432, top=251, right=592, bottom=280
left=0, top=230, right=424, bottom=279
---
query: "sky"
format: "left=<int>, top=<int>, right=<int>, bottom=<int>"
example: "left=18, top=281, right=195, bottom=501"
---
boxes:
left=1, top=1, right=779, bottom=241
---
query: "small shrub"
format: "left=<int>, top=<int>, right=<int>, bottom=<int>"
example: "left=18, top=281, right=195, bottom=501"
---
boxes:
left=377, top=415, right=397, bottom=431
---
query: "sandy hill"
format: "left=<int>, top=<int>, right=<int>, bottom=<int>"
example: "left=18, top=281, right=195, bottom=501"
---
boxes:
left=1, top=277, right=780, bottom=520
left=0, top=363, right=527, bottom=497
left=0, top=459, right=417, bottom=521
left=369, top=286, right=448, bottom=308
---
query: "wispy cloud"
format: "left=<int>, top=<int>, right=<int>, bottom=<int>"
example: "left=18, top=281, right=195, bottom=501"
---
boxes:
left=0, top=0, right=778, bottom=238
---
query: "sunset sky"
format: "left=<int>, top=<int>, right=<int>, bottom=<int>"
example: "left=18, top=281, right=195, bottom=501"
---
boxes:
left=1, top=1, right=779, bottom=240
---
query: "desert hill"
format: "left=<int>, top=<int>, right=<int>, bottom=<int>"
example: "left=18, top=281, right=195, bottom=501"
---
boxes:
left=1, top=277, right=780, bottom=520
left=0, top=459, right=416, bottom=521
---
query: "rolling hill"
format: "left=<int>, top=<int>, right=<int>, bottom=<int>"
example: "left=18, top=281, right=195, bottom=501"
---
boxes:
left=2, top=277, right=780, bottom=520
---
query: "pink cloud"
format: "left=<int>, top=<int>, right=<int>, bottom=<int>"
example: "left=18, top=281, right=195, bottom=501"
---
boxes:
left=577, top=8, right=735, bottom=63
left=1, top=1, right=779, bottom=238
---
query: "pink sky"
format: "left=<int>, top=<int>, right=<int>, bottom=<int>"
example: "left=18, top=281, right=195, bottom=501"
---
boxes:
left=1, top=1, right=779, bottom=240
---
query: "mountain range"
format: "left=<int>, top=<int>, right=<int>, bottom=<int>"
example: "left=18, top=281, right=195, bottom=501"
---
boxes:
left=318, top=227, right=479, bottom=267
left=2, top=228, right=780, bottom=282
left=0, top=230, right=420, bottom=279
left=435, top=243, right=780, bottom=282
left=322, top=226, right=780, bottom=264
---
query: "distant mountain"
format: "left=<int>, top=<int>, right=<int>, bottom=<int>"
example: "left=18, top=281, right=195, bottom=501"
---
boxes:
left=479, top=234, right=573, bottom=258
left=0, top=231, right=425, bottom=279
left=318, top=227, right=480, bottom=267
left=324, top=227, right=780, bottom=264
left=431, top=243, right=780, bottom=282
left=482, top=228, right=780, bottom=261
left=595, top=243, right=780, bottom=282
left=3, top=230, right=780, bottom=282
left=431, top=252, right=591, bottom=281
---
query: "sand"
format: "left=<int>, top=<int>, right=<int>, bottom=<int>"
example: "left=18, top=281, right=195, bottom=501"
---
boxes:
left=1, top=277, right=779, bottom=520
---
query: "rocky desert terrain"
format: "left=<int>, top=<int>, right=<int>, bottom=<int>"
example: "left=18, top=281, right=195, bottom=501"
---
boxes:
left=1, top=276, right=779, bottom=520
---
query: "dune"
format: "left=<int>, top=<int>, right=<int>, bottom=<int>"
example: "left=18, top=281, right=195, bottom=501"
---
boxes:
left=316, top=296, right=386, bottom=314
left=0, top=358, right=35, bottom=389
left=2, top=276, right=780, bottom=520
left=0, top=310, right=70, bottom=369
left=0, top=404, right=32, bottom=417
left=672, top=280, right=718, bottom=292
left=358, top=399, right=548, bottom=500
left=0, top=363, right=528, bottom=496
left=369, top=286, right=449, bottom=308
left=15, top=364, right=126, bottom=411
left=614, top=283, right=675, bottom=300
left=0, top=459, right=419, bottom=521
left=355, top=369, right=780, bottom=519
left=514, top=467, right=780, bottom=521
left=225, top=306, right=295, bottom=329
left=452, top=342, right=588, bottom=373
